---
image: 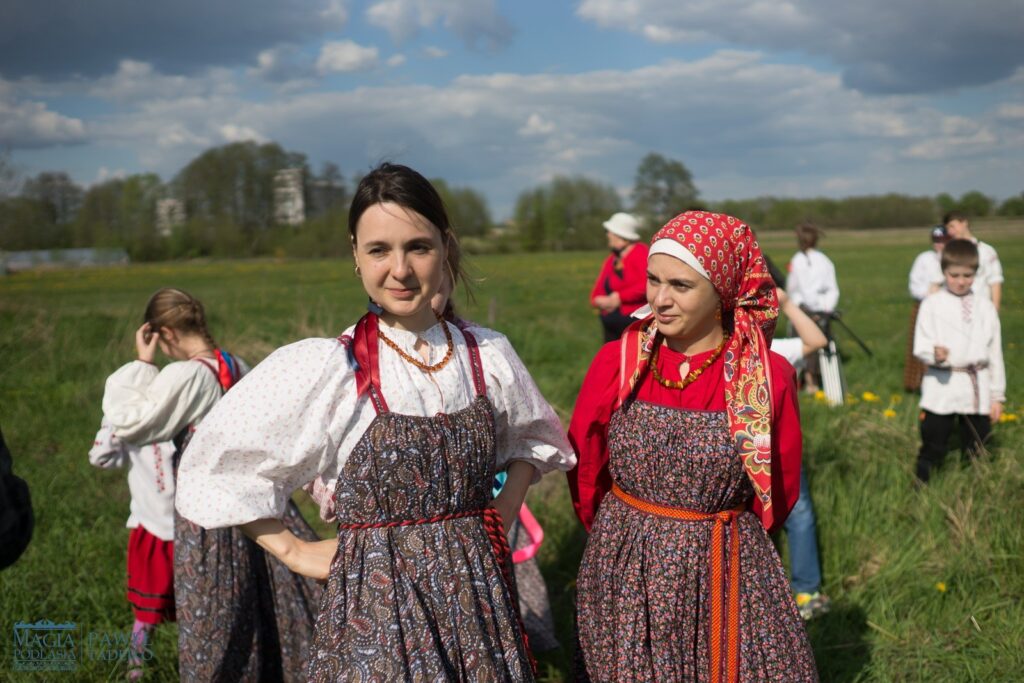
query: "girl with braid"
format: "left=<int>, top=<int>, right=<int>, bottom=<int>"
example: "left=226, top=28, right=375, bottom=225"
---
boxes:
left=99, top=288, right=321, bottom=681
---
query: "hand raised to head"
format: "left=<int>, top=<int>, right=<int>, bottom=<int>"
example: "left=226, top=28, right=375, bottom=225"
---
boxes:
left=135, top=323, right=160, bottom=364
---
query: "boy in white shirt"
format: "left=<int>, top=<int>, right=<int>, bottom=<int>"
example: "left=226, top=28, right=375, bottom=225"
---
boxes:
left=913, top=239, right=1005, bottom=483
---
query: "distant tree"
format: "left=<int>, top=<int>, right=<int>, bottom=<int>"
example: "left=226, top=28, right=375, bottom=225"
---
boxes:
left=0, top=148, right=20, bottom=198
left=934, top=193, right=957, bottom=216
left=307, top=161, right=348, bottom=218
left=73, top=173, right=164, bottom=258
left=513, top=175, right=621, bottom=251
left=631, top=152, right=700, bottom=228
left=431, top=178, right=492, bottom=237
left=956, top=190, right=993, bottom=217
left=174, top=141, right=310, bottom=242
left=0, top=197, right=65, bottom=250
left=998, top=192, right=1024, bottom=217
left=514, top=188, right=547, bottom=252
left=22, top=172, right=83, bottom=225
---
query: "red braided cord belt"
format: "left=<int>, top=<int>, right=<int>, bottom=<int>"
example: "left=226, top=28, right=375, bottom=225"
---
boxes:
left=611, top=483, right=745, bottom=683
left=337, top=507, right=537, bottom=675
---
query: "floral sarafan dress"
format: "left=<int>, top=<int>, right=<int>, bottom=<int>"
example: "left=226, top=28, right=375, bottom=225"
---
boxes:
left=177, top=315, right=575, bottom=682
left=569, top=342, right=818, bottom=682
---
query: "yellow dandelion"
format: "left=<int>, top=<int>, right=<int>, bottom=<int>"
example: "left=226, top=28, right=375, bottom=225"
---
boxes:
left=935, top=582, right=947, bottom=593
left=999, top=413, right=1019, bottom=423
left=814, top=390, right=826, bottom=401
left=883, top=408, right=897, bottom=418
left=862, top=391, right=881, bottom=402
left=890, top=394, right=903, bottom=404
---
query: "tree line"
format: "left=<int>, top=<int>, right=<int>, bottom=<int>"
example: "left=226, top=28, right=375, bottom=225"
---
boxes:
left=1, top=146, right=1022, bottom=259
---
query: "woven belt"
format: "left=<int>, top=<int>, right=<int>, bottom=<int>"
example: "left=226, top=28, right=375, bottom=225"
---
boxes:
left=950, top=362, right=989, bottom=413
left=611, top=483, right=746, bottom=683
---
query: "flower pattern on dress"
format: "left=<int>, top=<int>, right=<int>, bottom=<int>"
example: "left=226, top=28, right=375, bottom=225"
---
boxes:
left=576, top=401, right=817, bottom=682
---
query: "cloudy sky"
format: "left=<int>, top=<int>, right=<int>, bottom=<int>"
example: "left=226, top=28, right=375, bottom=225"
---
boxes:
left=2, top=0, right=1023, bottom=218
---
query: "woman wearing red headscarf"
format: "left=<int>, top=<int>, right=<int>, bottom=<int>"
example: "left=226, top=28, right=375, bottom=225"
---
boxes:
left=568, top=212, right=817, bottom=681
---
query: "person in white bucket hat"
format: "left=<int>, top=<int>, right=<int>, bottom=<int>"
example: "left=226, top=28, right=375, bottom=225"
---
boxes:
left=590, top=212, right=648, bottom=341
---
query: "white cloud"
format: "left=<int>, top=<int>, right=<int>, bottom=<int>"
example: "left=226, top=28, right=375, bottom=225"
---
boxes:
left=319, top=0, right=349, bottom=24
left=12, top=50, right=1023, bottom=216
left=251, top=45, right=317, bottom=85
left=518, top=113, right=555, bottom=137
left=423, top=46, right=448, bottom=59
left=89, top=59, right=238, bottom=103
left=220, top=124, right=266, bottom=143
left=577, top=0, right=1024, bottom=94
left=366, top=0, right=512, bottom=50
left=94, top=166, right=126, bottom=184
left=0, top=0, right=352, bottom=79
left=387, top=54, right=407, bottom=67
left=0, top=97, right=86, bottom=148
left=316, top=40, right=379, bottom=74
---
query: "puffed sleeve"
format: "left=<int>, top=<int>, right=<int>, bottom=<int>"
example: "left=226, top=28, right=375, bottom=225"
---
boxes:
left=175, top=338, right=357, bottom=528
left=617, top=243, right=649, bottom=306
left=753, top=352, right=803, bottom=533
left=474, top=331, right=575, bottom=477
left=566, top=342, right=620, bottom=532
left=103, top=360, right=221, bottom=445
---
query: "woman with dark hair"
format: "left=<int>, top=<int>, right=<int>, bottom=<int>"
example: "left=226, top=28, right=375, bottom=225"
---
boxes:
left=176, top=162, right=574, bottom=681
left=569, top=211, right=817, bottom=681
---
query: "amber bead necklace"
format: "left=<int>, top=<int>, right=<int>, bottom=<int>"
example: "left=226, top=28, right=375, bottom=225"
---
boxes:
left=649, top=333, right=730, bottom=390
left=377, top=311, right=454, bottom=373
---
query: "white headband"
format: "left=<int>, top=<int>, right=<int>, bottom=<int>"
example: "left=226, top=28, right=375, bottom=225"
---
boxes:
left=649, top=238, right=710, bottom=280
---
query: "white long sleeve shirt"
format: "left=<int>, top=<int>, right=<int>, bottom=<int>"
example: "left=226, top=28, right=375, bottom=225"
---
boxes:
left=908, top=249, right=943, bottom=301
left=972, top=239, right=1004, bottom=302
left=103, top=360, right=227, bottom=444
left=99, top=355, right=250, bottom=537
left=89, top=419, right=177, bottom=541
left=787, top=249, right=839, bottom=313
left=176, top=321, right=576, bottom=529
left=914, top=288, right=1005, bottom=415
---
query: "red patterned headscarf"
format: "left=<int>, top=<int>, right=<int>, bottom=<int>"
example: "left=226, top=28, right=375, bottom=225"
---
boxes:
left=616, top=211, right=781, bottom=528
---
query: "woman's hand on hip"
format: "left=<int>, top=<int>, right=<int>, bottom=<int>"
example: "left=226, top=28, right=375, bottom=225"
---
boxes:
left=283, top=538, right=339, bottom=581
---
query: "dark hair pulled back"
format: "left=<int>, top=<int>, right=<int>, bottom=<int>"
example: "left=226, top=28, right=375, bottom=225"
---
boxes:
left=349, top=162, right=471, bottom=301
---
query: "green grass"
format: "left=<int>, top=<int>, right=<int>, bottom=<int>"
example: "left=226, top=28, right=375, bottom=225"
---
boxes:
left=1, top=221, right=1022, bottom=681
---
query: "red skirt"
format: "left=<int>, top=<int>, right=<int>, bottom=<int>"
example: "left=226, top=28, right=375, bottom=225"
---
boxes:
left=126, top=526, right=175, bottom=625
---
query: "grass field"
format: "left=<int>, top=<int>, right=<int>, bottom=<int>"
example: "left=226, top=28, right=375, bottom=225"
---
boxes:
left=1, top=221, right=1022, bottom=681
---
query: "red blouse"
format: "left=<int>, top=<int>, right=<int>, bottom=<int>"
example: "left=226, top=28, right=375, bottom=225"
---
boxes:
left=589, top=243, right=650, bottom=316
left=567, top=339, right=802, bottom=533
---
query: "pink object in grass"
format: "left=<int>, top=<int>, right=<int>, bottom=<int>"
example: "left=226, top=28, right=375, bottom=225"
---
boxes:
left=511, top=504, right=544, bottom=564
